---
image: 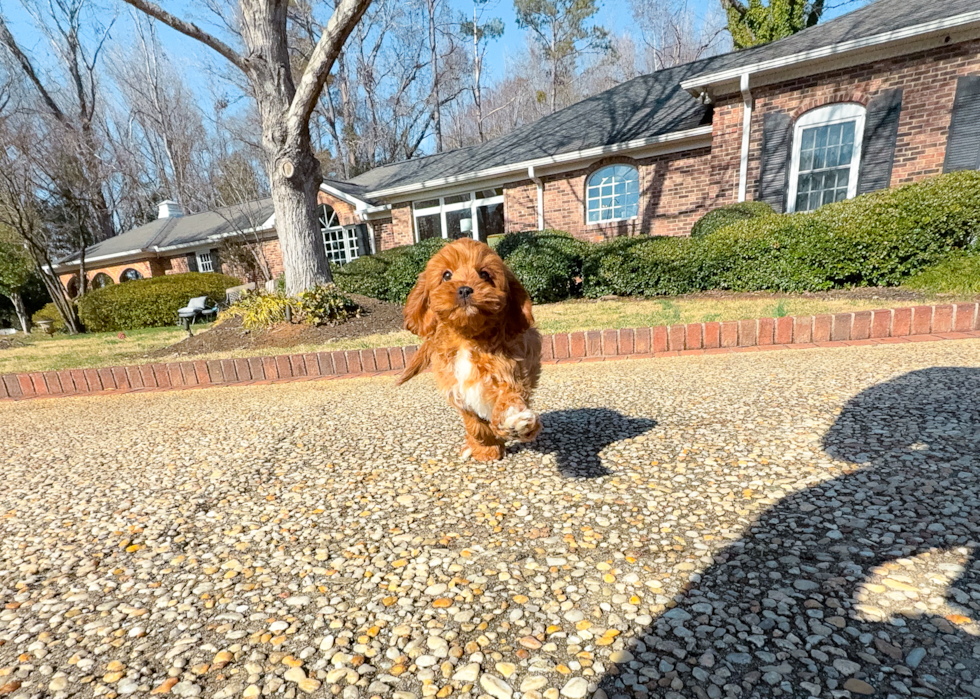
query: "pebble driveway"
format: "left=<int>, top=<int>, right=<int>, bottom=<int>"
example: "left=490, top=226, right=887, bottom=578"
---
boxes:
left=2, top=339, right=979, bottom=699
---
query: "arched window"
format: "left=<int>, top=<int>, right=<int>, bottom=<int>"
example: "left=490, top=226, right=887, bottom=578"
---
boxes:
left=319, top=204, right=340, bottom=230
left=90, top=272, right=114, bottom=289
left=119, top=268, right=143, bottom=283
left=789, top=103, right=866, bottom=213
left=586, top=165, right=639, bottom=223
left=319, top=203, right=361, bottom=266
left=65, top=275, right=80, bottom=298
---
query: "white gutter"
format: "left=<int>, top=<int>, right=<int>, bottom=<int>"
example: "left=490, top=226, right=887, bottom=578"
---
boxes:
left=738, top=74, right=752, bottom=203
left=56, top=248, right=151, bottom=268
left=681, top=10, right=980, bottom=94
left=366, top=126, right=714, bottom=199
left=527, top=166, right=545, bottom=230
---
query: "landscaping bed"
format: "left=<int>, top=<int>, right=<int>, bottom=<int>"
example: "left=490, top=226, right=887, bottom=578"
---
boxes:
left=149, top=294, right=405, bottom=360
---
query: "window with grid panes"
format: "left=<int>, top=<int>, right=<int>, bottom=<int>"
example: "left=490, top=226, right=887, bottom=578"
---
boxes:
left=586, top=165, right=639, bottom=223
left=319, top=204, right=360, bottom=265
left=789, top=104, right=865, bottom=213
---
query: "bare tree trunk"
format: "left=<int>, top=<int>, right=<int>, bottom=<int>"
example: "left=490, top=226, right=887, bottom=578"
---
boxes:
left=10, top=291, right=30, bottom=334
left=427, top=0, right=443, bottom=152
left=121, top=0, right=372, bottom=294
left=473, top=4, right=484, bottom=143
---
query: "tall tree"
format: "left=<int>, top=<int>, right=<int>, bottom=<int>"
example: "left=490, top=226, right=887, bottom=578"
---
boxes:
left=721, top=0, right=823, bottom=49
left=513, top=0, right=610, bottom=114
left=0, top=119, right=83, bottom=334
left=460, top=0, right=504, bottom=143
left=0, top=0, right=116, bottom=245
left=0, top=230, right=36, bottom=333
left=110, top=16, right=211, bottom=216
left=120, top=0, right=373, bottom=294
left=632, top=0, right=727, bottom=71
left=427, top=0, right=443, bottom=152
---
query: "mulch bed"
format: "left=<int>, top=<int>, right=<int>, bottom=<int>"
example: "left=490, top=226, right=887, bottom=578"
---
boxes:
left=150, top=295, right=405, bottom=359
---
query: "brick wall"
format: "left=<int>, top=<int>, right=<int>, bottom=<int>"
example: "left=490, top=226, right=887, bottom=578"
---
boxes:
left=504, top=180, right=539, bottom=233
left=389, top=204, right=415, bottom=247
left=740, top=38, right=980, bottom=200
left=529, top=149, right=716, bottom=241
left=316, top=191, right=360, bottom=226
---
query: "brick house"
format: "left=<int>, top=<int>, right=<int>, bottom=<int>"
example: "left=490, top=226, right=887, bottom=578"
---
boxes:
left=58, top=0, right=980, bottom=290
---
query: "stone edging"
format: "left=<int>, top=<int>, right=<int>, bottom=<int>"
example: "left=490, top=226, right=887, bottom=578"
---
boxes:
left=3, top=303, right=979, bottom=402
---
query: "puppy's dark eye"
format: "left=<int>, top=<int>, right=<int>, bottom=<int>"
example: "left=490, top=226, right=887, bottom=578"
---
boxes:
left=442, top=270, right=452, bottom=282
left=478, top=270, right=492, bottom=284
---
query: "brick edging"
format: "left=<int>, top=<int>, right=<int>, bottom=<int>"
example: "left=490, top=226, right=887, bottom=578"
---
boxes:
left=2, top=303, right=979, bottom=402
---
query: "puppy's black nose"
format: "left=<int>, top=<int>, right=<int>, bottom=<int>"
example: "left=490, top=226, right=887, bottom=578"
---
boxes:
left=457, top=286, right=474, bottom=299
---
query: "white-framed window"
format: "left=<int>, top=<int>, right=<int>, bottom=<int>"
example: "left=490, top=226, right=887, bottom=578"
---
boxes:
left=586, top=165, right=639, bottom=223
left=196, top=251, right=214, bottom=273
left=788, top=103, right=866, bottom=213
left=412, top=188, right=505, bottom=243
left=319, top=204, right=360, bottom=265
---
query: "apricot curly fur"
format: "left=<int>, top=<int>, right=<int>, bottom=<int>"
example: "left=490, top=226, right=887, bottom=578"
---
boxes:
left=398, top=239, right=542, bottom=461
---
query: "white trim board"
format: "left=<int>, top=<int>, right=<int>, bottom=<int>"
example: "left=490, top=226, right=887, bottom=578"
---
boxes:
left=682, top=11, right=980, bottom=96
left=319, top=182, right=373, bottom=210
left=367, top=126, right=714, bottom=201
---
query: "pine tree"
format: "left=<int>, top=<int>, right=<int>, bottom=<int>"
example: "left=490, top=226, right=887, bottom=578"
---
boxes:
left=721, top=0, right=825, bottom=49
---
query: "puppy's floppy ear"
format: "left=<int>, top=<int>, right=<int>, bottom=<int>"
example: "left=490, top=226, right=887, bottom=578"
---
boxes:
left=503, top=268, right=534, bottom=338
left=404, top=271, right=436, bottom=337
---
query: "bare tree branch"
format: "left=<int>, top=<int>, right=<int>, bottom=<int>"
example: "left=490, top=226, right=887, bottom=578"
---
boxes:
left=117, top=0, right=247, bottom=72
left=0, top=14, right=67, bottom=122
left=287, top=0, right=372, bottom=139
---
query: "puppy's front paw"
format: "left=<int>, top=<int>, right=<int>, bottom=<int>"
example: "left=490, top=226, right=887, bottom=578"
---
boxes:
left=461, top=442, right=505, bottom=462
left=495, top=406, right=541, bottom=442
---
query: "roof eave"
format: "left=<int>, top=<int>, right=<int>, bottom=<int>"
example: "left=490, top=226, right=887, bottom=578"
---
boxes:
left=364, top=125, right=714, bottom=200
left=319, top=182, right=374, bottom=210
left=681, top=10, right=980, bottom=97
left=53, top=248, right=155, bottom=271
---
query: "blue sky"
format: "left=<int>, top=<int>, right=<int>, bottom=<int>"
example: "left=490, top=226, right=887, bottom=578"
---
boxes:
left=4, top=0, right=872, bottom=117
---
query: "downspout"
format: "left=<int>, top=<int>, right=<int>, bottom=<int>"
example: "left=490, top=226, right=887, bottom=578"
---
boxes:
left=738, top=73, right=753, bottom=203
left=528, top=166, right=544, bottom=230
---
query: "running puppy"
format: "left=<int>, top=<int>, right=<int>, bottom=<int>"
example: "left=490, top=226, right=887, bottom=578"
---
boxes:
left=398, top=238, right=542, bottom=461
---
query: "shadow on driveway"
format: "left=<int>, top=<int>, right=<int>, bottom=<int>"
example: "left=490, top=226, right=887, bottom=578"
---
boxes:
left=596, top=367, right=980, bottom=698
left=525, top=408, right=658, bottom=478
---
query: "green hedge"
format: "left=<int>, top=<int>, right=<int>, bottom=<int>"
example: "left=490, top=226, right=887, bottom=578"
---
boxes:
left=77, top=272, right=240, bottom=332
left=584, top=171, right=980, bottom=297
left=31, top=302, right=69, bottom=333
left=690, top=200, right=775, bottom=238
left=334, top=238, right=447, bottom=304
left=494, top=230, right=587, bottom=303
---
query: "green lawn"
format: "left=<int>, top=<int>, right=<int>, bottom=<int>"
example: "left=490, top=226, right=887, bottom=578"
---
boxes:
left=0, top=324, right=211, bottom=375
left=4, top=290, right=975, bottom=375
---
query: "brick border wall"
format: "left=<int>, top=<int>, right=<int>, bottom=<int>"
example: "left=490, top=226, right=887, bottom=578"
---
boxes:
left=3, top=303, right=978, bottom=402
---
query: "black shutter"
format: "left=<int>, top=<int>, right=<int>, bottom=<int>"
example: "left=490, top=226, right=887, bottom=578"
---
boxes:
left=186, top=252, right=198, bottom=273
left=758, top=112, right=794, bottom=213
left=209, top=248, right=221, bottom=274
left=858, top=88, right=903, bottom=195
left=944, top=75, right=980, bottom=173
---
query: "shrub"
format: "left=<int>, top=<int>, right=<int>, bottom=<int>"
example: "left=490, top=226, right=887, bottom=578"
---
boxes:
left=583, top=236, right=702, bottom=297
left=223, top=291, right=298, bottom=331
left=494, top=230, right=587, bottom=303
left=906, top=252, right=980, bottom=294
left=690, top=200, right=775, bottom=238
left=31, top=302, right=68, bottom=333
left=584, top=171, right=980, bottom=297
left=297, top=284, right=360, bottom=325
left=333, top=238, right=447, bottom=303
left=77, top=272, right=240, bottom=332
left=224, top=284, right=360, bottom=330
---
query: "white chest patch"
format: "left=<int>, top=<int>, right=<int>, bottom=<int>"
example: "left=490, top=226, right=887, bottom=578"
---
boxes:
left=451, top=349, right=493, bottom=420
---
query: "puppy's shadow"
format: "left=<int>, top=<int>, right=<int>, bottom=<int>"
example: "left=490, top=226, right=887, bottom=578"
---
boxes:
left=524, top=408, right=657, bottom=478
